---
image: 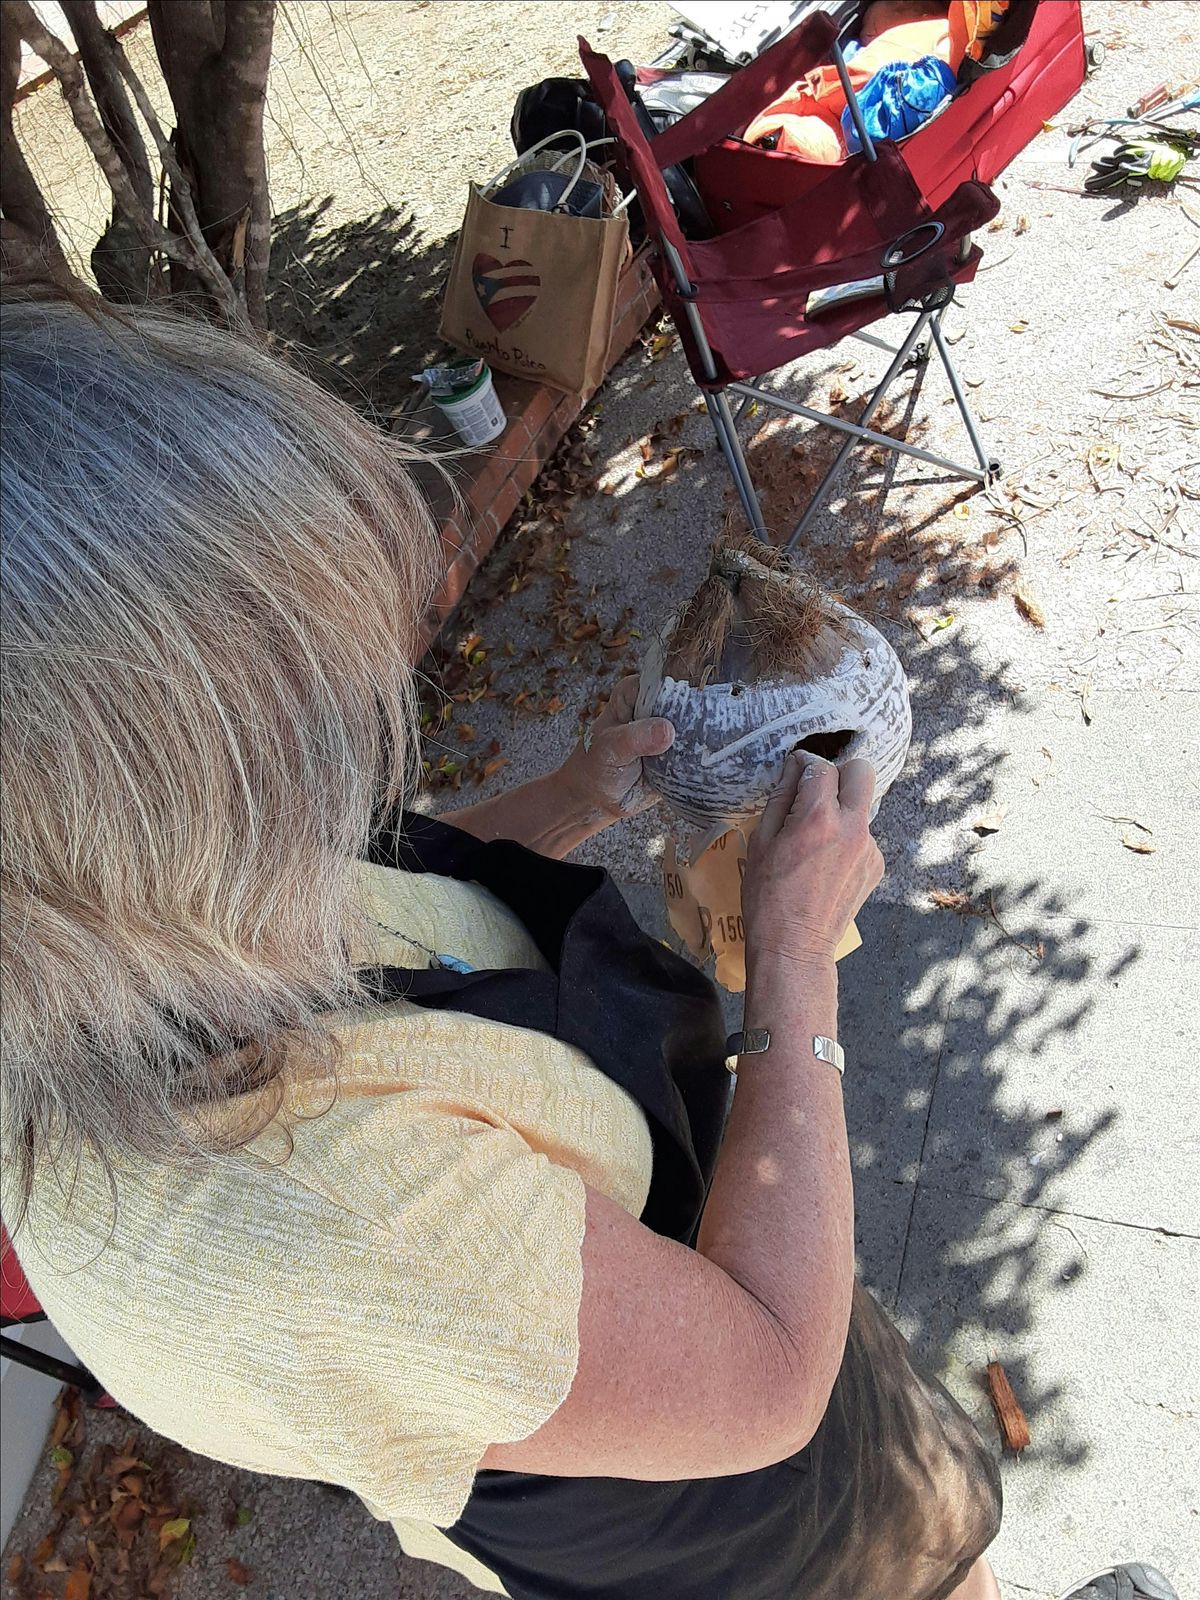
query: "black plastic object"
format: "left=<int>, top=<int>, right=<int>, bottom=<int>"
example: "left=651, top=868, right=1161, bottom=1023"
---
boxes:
left=489, top=169, right=606, bottom=218
left=614, top=58, right=714, bottom=239
left=510, top=77, right=609, bottom=158
left=510, top=70, right=716, bottom=241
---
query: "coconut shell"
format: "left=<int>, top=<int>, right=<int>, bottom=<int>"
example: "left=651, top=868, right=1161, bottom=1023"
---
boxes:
left=637, top=563, right=911, bottom=842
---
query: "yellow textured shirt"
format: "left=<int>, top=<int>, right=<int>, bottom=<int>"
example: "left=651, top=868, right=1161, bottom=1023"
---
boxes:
left=10, top=862, right=655, bottom=1591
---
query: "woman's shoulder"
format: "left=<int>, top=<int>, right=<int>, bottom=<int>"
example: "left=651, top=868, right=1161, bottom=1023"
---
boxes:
left=352, top=859, right=547, bottom=975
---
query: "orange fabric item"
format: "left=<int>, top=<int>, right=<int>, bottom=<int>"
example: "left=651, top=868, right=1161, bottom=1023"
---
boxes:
left=743, top=14, right=952, bottom=161
left=741, top=111, right=845, bottom=162
left=948, top=0, right=1013, bottom=67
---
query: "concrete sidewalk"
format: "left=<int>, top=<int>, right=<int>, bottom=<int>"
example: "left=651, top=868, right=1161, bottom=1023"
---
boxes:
left=3, top=4, right=1196, bottom=1597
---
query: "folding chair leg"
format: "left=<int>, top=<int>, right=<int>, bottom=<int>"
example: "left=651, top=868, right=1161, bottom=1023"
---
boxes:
left=708, top=389, right=768, bottom=540
left=0, top=1330, right=105, bottom=1401
left=784, top=310, right=936, bottom=552
left=929, top=313, right=997, bottom=479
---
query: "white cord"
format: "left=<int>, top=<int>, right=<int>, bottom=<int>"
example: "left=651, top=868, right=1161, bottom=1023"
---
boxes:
left=486, top=129, right=589, bottom=210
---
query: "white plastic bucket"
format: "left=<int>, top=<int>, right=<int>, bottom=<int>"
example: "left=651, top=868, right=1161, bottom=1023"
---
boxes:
left=433, top=365, right=507, bottom=446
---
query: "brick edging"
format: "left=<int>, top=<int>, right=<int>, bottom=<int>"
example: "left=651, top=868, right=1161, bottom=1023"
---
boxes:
left=418, top=243, right=660, bottom=649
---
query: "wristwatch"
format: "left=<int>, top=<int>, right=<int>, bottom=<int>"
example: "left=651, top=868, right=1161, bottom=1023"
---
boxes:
left=724, top=1030, right=845, bottom=1077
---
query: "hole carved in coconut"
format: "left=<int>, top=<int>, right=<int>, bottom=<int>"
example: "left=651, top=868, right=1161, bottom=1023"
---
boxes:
left=793, top=729, right=856, bottom=763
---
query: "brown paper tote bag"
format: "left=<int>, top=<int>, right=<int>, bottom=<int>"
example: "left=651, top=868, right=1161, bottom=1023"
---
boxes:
left=440, top=143, right=630, bottom=397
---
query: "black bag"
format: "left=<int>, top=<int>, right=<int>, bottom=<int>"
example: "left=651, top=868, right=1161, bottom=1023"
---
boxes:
left=509, top=71, right=727, bottom=242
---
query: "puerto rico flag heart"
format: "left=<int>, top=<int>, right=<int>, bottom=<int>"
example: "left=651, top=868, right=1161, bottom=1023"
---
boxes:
left=472, top=253, right=540, bottom=332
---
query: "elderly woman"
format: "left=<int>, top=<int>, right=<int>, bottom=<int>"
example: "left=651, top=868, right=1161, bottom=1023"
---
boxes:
left=1, top=289, right=1003, bottom=1600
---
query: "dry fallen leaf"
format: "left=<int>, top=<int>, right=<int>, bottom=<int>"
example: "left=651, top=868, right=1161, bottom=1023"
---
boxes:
left=158, top=1517, right=190, bottom=1553
left=50, top=1404, right=72, bottom=1451
left=1010, top=320, right=1029, bottom=333
left=1121, top=832, right=1157, bottom=854
left=64, top=1568, right=92, bottom=1600
left=929, top=889, right=977, bottom=913
left=481, top=757, right=509, bottom=780
left=32, top=1533, right=57, bottom=1569
left=43, top=1555, right=69, bottom=1574
left=972, top=806, right=1007, bottom=836
left=227, top=1557, right=252, bottom=1586
left=6, top=1554, right=24, bottom=1584
left=985, top=1361, right=1031, bottom=1452
left=1013, top=585, right=1046, bottom=628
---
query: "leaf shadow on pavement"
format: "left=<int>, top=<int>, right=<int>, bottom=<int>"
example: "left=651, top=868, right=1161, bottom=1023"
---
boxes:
left=268, top=198, right=454, bottom=419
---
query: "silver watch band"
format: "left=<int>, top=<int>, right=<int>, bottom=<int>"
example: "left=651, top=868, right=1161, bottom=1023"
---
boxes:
left=812, top=1035, right=846, bottom=1075
left=724, top=1030, right=845, bottom=1076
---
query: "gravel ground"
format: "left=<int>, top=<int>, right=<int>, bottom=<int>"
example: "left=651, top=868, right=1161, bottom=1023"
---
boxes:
left=4, top=4, right=1198, bottom=1599
left=12, top=0, right=673, bottom=404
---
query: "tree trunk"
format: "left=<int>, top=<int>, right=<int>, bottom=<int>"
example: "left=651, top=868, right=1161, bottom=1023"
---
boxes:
left=0, top=8, right=72, bottom=280
left=7, top=0, right=247, bottom=327
left=148, top=0, right=274, bottom=327
left=60, top=0, right=155, bottom=302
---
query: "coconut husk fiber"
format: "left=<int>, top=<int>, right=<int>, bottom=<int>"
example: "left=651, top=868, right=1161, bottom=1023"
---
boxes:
left=662, top=526, right=852, bottom=690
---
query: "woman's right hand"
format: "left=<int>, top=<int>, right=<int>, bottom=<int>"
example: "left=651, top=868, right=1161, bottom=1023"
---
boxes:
left=742, top=752, right=884, bottom=972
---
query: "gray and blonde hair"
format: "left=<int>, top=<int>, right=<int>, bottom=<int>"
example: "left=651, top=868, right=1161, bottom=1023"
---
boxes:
left=0, top=292, right=440, bottom=1216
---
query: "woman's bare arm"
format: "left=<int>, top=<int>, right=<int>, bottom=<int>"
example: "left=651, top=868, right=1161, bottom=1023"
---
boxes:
left=482, top=753, right=882, bottom=1479
left=442, top=678, right=673, bottom=858
left=442, top=770, right=615, bottom=858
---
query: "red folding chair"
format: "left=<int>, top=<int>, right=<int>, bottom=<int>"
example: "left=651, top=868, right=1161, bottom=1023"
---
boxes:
left=1, top=1224, right=107, bottom=1402
left=582, top=1, right=1086, bottom=548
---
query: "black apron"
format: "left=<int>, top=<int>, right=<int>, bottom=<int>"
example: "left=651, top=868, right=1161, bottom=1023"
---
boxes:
left=364, top=814, right=1001, bottom=1600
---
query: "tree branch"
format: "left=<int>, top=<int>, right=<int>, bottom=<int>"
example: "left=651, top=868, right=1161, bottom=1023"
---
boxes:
left=110, top=38, right=250, bottom=325
left=61, top=0, right=153, bottom=210
left=147, top=0, right=218, bottom=119
left=219, top=0, right=275, bottom=78
left=7, top=0, right=247, bottom=326
left=0, top=6, right=71, bottom=278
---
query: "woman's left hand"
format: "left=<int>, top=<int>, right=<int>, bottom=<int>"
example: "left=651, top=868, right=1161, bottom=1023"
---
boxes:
left=558, top=676, right=675, bottom=823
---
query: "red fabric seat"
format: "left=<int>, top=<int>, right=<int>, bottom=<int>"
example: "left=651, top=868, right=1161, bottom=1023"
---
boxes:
left=582, top=2, right=1084, bottom=386
left=1, top=1223, right=42, bottom=1323
left=579, top=2, right=1084, bottom=547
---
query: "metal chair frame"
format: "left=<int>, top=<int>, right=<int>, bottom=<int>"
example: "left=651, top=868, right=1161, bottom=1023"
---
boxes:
left=0, top=1319, right=105, bottom=1402
left=658, top=36, right=999, bottom=551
